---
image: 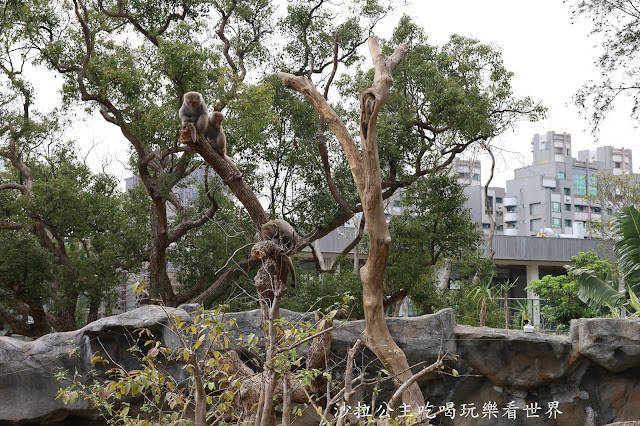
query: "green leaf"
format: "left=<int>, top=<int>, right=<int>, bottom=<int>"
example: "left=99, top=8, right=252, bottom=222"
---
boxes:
left=570, top=267, right=624, bottom=309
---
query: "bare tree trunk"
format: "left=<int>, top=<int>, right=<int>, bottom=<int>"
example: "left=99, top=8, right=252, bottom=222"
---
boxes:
left=87, top=299, right=99, bottom=324
left=251, top=240, right=289, bottom=426
left=483, top=143, right=497, bottom=260
left=281, top=372, right=292, bottom=426
left=307, top=318, right=332, bottom=401
left=148, top=206, right=176, bottom=306
left=188, top=354, right=207, bottom=426
left=279, top=36, right=424, bottom=412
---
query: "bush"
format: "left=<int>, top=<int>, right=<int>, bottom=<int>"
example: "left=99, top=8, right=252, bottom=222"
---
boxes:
left=527, top=275, right=597, bottom=329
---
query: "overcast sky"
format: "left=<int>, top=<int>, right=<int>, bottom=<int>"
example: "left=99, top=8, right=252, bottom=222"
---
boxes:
left=40, top=0, right=639, bottom=188
left=385, top=0, right=640, bottom=186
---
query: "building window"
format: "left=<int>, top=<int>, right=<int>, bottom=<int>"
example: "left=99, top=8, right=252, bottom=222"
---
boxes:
left=552, top=202, right=561, bottom=213
left=530, top=202, right=543, bottom=215
left=564, top=188, right=571, bottom=196
left=565, top=219, right=572, bottom=227
left=557, top=172, right=566, bottom=179
left=593, top=207, right=601, bottom=214
left=607, top=208, right=613, bottom=215
left=574, top=175, right=586, bottom=196
left=575, top=205, right=586, bottom=212
left=482, top=223, right=491, bottom=229
left=394, top=200, right=401, bottom=207
left=615, top=162, right=622, bottom=168
left=496, top=197, right=503, bottom=204
left=565, top=203, right=571, bottom=211
left=473, top=173, right=480, bottom=181
left=552, top=217, right=561, bottom=228
left=506, top=206, right=516, bottom=212
left=497, top=225, right=503, bottom=231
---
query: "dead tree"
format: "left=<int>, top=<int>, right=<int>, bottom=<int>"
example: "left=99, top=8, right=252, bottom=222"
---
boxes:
left=251, top=239, right=292, bottom=426
left=278, top=36, right=425, bottom=412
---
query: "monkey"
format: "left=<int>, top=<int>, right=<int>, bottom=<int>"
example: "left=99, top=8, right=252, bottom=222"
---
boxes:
left=205, top=111, right=227, bottom=157
left=261, top=219, right=300, bottom=288
left=178, top=91, right=208, bottom=142
left=261, top=219, right=299, bottom=253
left=205, top=110, right=243, bottom=180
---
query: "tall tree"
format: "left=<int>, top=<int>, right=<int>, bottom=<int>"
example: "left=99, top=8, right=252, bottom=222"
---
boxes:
left=385, top=172, right=484, bottom=312
left=0, top=142, right=146, bottom=334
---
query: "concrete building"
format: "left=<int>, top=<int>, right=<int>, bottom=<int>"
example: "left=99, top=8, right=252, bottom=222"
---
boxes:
left=463, top=185, right=505, bottom=234
left=452, top=158, right=482, bottom=186
left=531, top=131, right=572, bottom=165
left=578, top=146, right=633, bottom=176
left=502, top=132, right=627, bottom=237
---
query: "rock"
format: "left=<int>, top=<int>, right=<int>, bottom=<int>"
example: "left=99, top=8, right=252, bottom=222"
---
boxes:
left=455, top=325, right=572, bottom=388
left=0, top=305, right=190, bottom=425
left=2, top=307, right=640, bottom=425
left=177, top=302, right=203, bottom=315
left=571, top=317, right=640, bottom=373
left=605, top=423, right=640, bottom=426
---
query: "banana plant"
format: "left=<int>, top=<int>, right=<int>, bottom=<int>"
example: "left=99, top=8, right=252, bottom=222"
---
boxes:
left=569, top=206, right=640, bottom=316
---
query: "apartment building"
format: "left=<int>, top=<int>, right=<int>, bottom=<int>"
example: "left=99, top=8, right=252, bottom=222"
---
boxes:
left=452, top=158, right=482, bottom=187
left=502, top=132, right=630, bottom=237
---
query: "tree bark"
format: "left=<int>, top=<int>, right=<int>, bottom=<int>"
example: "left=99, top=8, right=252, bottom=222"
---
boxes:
left=279, top=36, right=425, bottom=412
left=180, top=128, right=268, bottom=231
left=251, top=239, right=289, bottom=426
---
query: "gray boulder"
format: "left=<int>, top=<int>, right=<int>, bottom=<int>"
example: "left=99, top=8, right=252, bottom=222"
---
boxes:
left=0, top=305, right=190, bottom=425
left=2, top=306, right=640, bottom=425
left=571, top=317, right=640, bottom=373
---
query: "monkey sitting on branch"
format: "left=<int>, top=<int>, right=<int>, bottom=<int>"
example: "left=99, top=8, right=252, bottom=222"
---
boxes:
left=179, top=91, right=209, bottom=143
left=178, top=91, right=242, bottom=179
left=252, top=219, right=299, bottom=288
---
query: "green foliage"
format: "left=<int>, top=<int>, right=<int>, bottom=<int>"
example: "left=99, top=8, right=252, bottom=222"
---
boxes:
left=0, top=231, right=56, bottom=309
left=351, top=16, right=545, bottom=181
left=168, top=191, right=252, bottom=294
left=442, top=281, right=505, bottom=328
left=527, top=275, right=597, bottom=329
left=57, top=307, right=242, bottom=425
left=3, top=0, right=545, bottom=324
left=386, top=173, right=484, bottom=312
left=0, top=144, right=147, bottom=329
left=569, top=207, right=640, bottom=315
left=282, top=257, right=364, bottom=318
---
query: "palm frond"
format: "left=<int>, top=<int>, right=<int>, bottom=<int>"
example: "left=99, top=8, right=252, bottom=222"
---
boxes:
left=570, top=267, right=624, bottom=310
left=612, top=206, right=640, bottom=294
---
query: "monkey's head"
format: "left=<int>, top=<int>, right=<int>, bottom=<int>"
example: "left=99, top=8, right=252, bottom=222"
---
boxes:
left=184, top=91, right=203, bottom=110
left=210, top=111, right=224, bottom=128
left=251, top=246, right=266, bottom=259
left=262, top=222, right=278, bottom=240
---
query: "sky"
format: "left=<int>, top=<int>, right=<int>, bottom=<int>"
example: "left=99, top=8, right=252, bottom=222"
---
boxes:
left=32, top=0, right=640, bottom=189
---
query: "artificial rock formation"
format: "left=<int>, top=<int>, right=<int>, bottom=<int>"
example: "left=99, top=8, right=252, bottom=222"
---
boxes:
left=1, top=306, right=639, bottom=425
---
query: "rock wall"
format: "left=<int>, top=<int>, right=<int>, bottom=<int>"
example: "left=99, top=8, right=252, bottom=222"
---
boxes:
left=1, top=306, right=639, bottom=425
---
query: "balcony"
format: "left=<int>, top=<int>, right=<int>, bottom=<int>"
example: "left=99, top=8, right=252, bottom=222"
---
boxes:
left=574, top=212, right=589, bottom=221
left=504, top=212, right=518, bottom=223
left=503, top=196, right=518, bottom=207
